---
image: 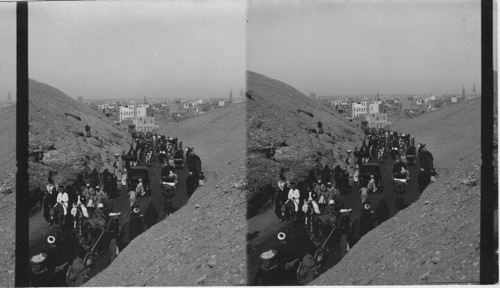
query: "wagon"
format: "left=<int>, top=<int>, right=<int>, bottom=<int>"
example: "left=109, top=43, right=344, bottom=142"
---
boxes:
left=308, top=208, right=353, bottom=264
left=173, top=149, right=184, bottom=169
left=80, top=212, right=123, bottom=269
left=358, top=162, right=381, bottom=189
left=127, top=166, right=150, bottom=196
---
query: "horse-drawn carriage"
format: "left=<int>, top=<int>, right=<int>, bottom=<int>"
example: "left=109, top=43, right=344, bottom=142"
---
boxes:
left=173, top=149, right=184, bottom=169
left=78, top=212, right=122, bottom=269
left=127, top=166, right=150, bottom=196
left=358, top=162, right=381, bottom=190
left=256, top=207, right=353, bottom=285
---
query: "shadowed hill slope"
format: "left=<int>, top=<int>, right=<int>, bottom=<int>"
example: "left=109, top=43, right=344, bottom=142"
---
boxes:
left=313, top=98, right=482, bottom=285
left=29, top=79, right=131, bottom=193
left=246, top=71, right=363, bottom=217
left=0, top=104, right=16, bottom=287
left=87, top=103, right=247, bottom=286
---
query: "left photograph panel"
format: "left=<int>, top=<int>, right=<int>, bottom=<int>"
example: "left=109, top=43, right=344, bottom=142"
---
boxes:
left=0, top=3, right=17, bottom=287
left=28, top=1, right=247, bottom=287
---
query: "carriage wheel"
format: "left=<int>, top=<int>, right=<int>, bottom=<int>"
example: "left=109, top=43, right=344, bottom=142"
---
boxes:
left=339, top=235, right=349, bottom=258
left=314, top=249, right=324, bottom=263
left=83, top=252, right=93, bottom=268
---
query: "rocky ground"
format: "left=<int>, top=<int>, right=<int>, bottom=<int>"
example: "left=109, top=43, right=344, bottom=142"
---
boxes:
left=313, top=97, right=484, bottom=285
left=0, top=104, right=16, bottom=287
left=87, top=102, right=248, bottom=286
left=246, top=71, right=363, bottom=217
left=28, top=79, right=131, bottom=208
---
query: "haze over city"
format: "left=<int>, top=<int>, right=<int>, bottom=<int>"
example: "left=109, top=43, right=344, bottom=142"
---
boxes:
left=248, top=0, right=482, bottom=97
left=29, top=1, right=246, bottom=100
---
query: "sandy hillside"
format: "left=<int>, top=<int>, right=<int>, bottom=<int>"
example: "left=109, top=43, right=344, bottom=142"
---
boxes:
left=0, top=104, right=16, bottom=287
left=87, top=102, right=248, bottom=286
left=313, top=98, right=482, bottom=285
left=246, top=71, right=363, bottom=216
left=29, top=79, right=131, bottom=195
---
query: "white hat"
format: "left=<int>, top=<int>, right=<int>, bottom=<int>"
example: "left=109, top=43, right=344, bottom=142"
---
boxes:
left=260, top=249, right=277, bottom=260
left=47, top=236, right=56, bottom=244
left=329, top=199, right=335, bottom=204
left=96, top=185, right=99, bottom=188
left=277, top=232, right=286, bottom=241
left=86, top=183, right=90, bottom=187
left=139, top=179, right=142, bottom=182
left=97, top=203, right=104, bottom=208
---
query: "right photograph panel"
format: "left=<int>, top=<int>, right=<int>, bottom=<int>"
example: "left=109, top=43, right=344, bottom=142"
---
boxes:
left=246, top=0, right=483, bottom=285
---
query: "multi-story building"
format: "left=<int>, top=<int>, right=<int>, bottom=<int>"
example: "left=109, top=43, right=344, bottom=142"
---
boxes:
left=133, top=116, right=157, bottom=132
left=118, top=104, right=151, bottom=122
left=365, top=113, right=391, bottom=128
left=352, top=102, right=367, bottom=117
left=119, top=105, right=135, bottom=122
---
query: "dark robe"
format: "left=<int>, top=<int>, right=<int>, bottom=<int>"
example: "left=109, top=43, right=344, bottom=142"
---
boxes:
left=144, top=203, right=159, bottom=229
left=129, top=213, right=143, bottom=241
left=419, top=151, right=434, bottom=172
left=89, top=169, right=99, bottom=188
left=321, top=165, right=331, bottom=184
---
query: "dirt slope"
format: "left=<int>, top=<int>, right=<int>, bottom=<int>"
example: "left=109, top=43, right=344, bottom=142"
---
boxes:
left=87, top=103, right=247, bottom=286
left=29, top=79, right=131, bottom=194
left=246, top=71, right=363, bottom=216
left=313, top=98, right=482, bottom=285
left=0, top=104, right=16, bottom=287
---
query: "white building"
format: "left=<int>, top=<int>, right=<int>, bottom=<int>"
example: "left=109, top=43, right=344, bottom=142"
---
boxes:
left=135, top=104, right=150, bottom=117
left=219, top=100, right=232, bottom=107
left=368, top=102, right=381, bottom=114
left=352, top=102, right=367, bottom=117
left=119, top=105, right=135, bottom=122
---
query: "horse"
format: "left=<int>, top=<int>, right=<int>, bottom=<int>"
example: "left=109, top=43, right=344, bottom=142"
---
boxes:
left=281, top=199, right=298, bottom=223
left=71, top=204, right=89, bottom=235
left=50, top=202, right=66, bottom=226
left=302, top=200, right=320, bottom=231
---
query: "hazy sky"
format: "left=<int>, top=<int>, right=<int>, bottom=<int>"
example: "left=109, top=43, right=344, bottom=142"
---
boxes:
left=0, top=3, right=16, bottom=102
left=29, top=1, right=246, bottom=100
left=248, top=0, right=482, bottom=96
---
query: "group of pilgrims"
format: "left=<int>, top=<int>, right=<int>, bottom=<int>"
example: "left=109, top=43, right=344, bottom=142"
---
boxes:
left=32, top=130, right=206, bottom=287
left=259, top=127, right=437, bottom=285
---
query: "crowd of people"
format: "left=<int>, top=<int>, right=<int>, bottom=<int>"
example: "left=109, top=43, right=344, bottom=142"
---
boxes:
left=259, top=127, right=437, bottom=285
left=32, top=130, right=206, bottom=287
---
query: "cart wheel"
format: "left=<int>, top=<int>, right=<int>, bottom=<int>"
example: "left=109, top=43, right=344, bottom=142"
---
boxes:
left=314, top=249, right=324, bottom=263
left=83, top=252, right=93, bottom=268
left=339, top=235, right=349, bottom=258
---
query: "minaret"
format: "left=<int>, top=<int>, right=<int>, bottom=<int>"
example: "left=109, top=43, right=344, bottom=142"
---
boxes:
left=472, top=84, right=476, bottom=95
left=376, top=92, right=380, bottom=101
left=462, top=84, right=465, bottom=98
left=144, top=95, right=147, bottom=104
left=229, top=89, right=233, bottom=103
